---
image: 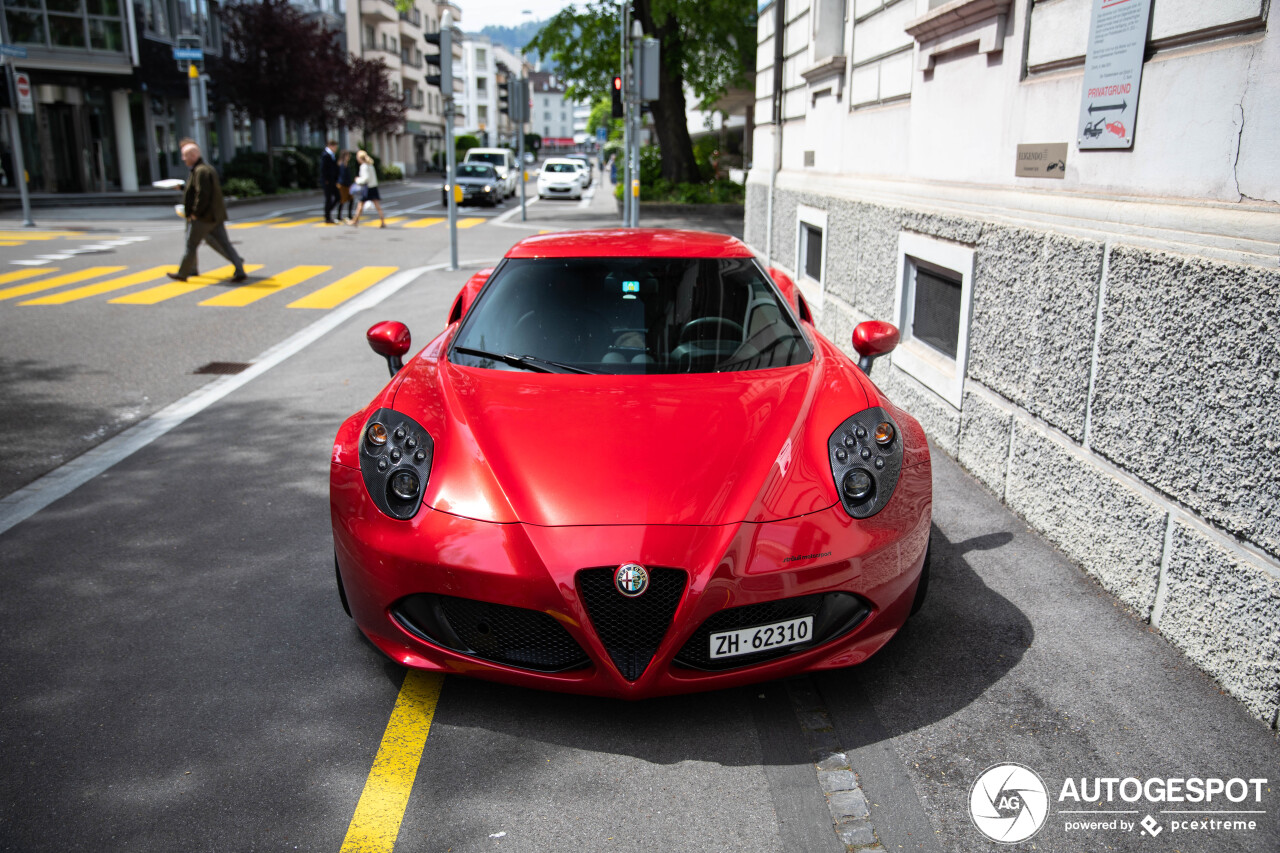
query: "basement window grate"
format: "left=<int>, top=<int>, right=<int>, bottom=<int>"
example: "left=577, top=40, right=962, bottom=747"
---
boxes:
left=193, top=361, right=251, bottom=375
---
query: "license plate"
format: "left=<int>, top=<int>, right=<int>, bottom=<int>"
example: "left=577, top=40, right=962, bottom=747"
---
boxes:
left=709, top=615, right=814, bottom=659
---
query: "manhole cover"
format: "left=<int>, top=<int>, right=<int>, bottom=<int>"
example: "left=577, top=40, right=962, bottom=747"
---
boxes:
left=193, top=361, right=251, bottom=375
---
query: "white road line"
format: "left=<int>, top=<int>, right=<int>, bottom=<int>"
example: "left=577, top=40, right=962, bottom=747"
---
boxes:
left=577, top=187, right=596, bottom=209
left=0, top=259, right=496, bottom=538
left=492, top=196, right=540, bottom=225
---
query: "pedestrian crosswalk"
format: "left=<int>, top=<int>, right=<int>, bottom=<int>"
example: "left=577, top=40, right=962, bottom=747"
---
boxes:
left=0, top=263, right=405, bottom=310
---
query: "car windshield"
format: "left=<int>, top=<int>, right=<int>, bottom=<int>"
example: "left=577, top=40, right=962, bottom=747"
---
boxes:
left=450, top=257, right=812, bottom=375
left=544, top=163, right=577, bottom=173
left=468, top=153, right=505, bottom=167
left=458, top=164, right=495, bottom=178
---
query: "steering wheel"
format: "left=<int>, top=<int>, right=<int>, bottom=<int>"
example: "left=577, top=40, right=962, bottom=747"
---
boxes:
left=678, top=317, right=745, bottom=343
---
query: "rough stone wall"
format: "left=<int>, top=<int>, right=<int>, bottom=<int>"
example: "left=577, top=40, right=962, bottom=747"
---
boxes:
left=763, top=185, right=1280, bottom=729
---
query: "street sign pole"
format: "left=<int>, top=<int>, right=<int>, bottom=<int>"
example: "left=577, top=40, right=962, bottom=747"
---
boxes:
left=630, top=20, right=643, bottom=227
left=187, top=62, right=205, bottom=152
left=441, top=11, right=457, bottom=271
left=3, top=61, right=34, bottom=226
left=619, top=1, right=630, bottom=227
left=517, top=75, right=527, bottom=222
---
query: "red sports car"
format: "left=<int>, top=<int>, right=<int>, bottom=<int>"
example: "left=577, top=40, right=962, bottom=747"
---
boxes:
left=330, top=229, right=932, bottom=699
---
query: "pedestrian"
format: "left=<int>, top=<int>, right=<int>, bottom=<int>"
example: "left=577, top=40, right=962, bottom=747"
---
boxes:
left=336, top=151, right=355, bottom=223
left=350, top=150, right=385, bottom=228
left=168, top=139, right=247, bottom=283
left=321, top=139, right=340, bottom=224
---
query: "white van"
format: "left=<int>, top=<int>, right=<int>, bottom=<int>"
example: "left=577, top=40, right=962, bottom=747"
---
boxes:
left=462, top=148, right=518, bottom=199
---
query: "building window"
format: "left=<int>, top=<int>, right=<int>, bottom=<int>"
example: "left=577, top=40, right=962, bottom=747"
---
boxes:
left=794, top=205, right=828, bottom=313
left=477, top=77, right=487, bottom=93
left=476, top=47, right=486, bottom=64
left=803, top=224, right=822, bottom=281
left=893, top=232, right=976, bottom=409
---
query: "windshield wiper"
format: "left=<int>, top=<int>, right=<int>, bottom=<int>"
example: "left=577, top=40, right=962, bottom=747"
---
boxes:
left=453, top=346, right=599, bottom=375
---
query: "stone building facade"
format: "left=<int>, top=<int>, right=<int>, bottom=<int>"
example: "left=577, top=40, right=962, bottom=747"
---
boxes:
left=747, top=0, right=1279, bottom=728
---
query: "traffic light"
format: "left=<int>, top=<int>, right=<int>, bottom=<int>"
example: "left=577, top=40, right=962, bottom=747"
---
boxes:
left=424, top=26, right=451, bottom=93
left=611, top=75, right=623, bottom=118
left=498, top=79, right=510, bottom=116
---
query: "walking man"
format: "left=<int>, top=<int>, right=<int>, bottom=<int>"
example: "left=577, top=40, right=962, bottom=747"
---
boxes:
left=168, top=139, right=247, bottom=283
left=321, top=139, right=340, bottom=224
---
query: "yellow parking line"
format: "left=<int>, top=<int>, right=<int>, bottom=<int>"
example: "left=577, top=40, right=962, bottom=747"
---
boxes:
left=287, top=266, right=398, bottom=310
left=110, top=265, right=263, bottom=304
left=0, top=266, right=125, bottom=302
left=0, top=268, right=58, bottom=287
left=456, top=218, right=486, bottom=230
left=0, top=240, right=22, bottom=246
left=269, top=217, right=324, bottom=228
left=340, top=671, right=444, bottom=853
left=20, top=266, right=178, bottom=305
left=228, top=217, right=290, bottom=230
left=199, top=265, right=330, bottom=307
left=0, top=230, right=80, bottom=241
left=403, top=217, right=444, bottom=229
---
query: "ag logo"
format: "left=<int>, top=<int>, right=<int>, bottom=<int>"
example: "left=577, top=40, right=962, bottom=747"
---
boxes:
left=969, top=763, right=1049, bottom=843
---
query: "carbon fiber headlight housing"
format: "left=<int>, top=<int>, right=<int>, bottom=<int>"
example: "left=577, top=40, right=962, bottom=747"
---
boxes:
left=359, top=408, right=434, bottom=520
left=828, top=407, right=903, bottom=519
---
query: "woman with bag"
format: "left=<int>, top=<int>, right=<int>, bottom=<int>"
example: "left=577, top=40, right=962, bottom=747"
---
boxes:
left=336, top=151, right=356, bottom=223
left=350, top=150, right=386, bottom=228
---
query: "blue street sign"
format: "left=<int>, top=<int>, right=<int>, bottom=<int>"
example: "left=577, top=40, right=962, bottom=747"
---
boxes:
left=0, top=44, right=29, bottom=59
left=173, top=47, right=204, bottom=60
left=596, top=126, right=606, bottom=142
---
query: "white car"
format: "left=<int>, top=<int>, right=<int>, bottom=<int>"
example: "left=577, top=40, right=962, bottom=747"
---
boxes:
left=463, top=148, right=518, bottom=198
left=537, top=159, right=585, bottom=200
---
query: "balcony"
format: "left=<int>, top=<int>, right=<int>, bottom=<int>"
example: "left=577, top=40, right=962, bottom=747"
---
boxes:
left=360, top=0, right=396, bottom=24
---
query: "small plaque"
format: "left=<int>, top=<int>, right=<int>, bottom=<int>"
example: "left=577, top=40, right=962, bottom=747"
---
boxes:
left=1016, top=143, right=1068, bottom=179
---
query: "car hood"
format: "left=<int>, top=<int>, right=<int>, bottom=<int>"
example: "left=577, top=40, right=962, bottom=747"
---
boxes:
left=392, top=345, right=869, bottom=526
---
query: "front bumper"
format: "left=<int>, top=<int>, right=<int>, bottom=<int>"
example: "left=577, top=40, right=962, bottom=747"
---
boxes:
left=331, top=461, right=930, bottom=698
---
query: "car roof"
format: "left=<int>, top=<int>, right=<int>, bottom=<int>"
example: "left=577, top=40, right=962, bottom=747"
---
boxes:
left=505, top=229, right=755, bottom=259
left=542, top=157, right=581, bottom=165
left=466, top=148, right=511, bottom=155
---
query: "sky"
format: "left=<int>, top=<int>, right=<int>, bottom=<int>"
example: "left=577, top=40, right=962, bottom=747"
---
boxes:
left=458, top=0, right=578, bottom=32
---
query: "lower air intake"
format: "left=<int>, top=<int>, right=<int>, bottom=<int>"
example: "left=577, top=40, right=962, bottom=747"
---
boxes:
left=577, top=567, right=687, bottom=681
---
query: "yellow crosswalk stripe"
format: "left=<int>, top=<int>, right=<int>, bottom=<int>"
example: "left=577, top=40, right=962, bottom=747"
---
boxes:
left=200, top=265, right=330, bottom=307
left=228, top=217, right=290, bottom=230
left=456, top=218, right=486, bottom=229
left=269, top=217, right=324, bottom=228
left=288, top=266, right=398, bottom=310
left=403, top=217, right=444, bottom=229
left=0, top=240, right=22, bottom=246
left=0, top=266, right=125, bottom=302
left=0, top=231, right=81, bottom=241
left=0, top=268, right=58, bottom=287
left=20, top=266, right=178, bottom=305
left=111, top=265, right=263, bottom=305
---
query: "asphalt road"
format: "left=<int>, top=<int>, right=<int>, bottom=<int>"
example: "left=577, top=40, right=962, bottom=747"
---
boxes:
left=0, top=174, right=1275, bottom=853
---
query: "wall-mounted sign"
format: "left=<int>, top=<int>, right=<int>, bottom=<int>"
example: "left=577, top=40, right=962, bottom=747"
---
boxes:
left=1016, top=143, right=1068, bottom=178
left=1077, top=0, right=1152, bottom=150
left=14, top=71, right=33, bottom=115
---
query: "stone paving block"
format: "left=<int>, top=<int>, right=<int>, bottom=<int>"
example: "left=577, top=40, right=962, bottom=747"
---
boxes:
left=957, top=389, right=1013, bottom=497
left=1005, top=424, right=1165, bottom=618
left=828, top=788, right=870, bottom=821
left=836, top=820, right=878, bottom=847
left=819, top=769, right=858, bottom=792
left=1157, top=520, right=1280, bottom=726
left=815, top=752, right=850, bottom=772
left=1090, top=245, right=1280, bottom=559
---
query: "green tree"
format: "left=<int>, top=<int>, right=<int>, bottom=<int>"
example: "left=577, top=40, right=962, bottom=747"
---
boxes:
left=585, top=96, right=623, bottom=141
left=526, top=0, right=755, bottom=184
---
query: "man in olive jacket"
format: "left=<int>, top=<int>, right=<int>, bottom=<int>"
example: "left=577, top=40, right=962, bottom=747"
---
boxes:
left=169, top=139, right=248, bottom=282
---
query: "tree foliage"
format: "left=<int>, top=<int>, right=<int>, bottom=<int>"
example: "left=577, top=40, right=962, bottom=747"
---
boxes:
left=525, top=0, right=755, bottom=183
left=340, top=56, right=408, bottom=138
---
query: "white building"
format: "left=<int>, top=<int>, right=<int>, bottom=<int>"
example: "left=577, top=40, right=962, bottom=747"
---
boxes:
left=529, top=71, right=575, bottom=150
left=457, top=37, right=528, bottom=148
left=748, top=0, right=1279, bottom=729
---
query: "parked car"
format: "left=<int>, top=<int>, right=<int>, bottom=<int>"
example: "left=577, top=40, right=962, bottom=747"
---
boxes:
left=462, top=148, right=518, bottom=198
left=332, top=229, right=933, bottom=699
left=441, top=162, right=502, bottom=207
left=537, top=159, right=585, bottom=200
left=564, top=153, right=593, bottom=188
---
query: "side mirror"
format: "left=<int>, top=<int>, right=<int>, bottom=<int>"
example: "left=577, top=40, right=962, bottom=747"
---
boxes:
left=852, top=321, right=899, bottom=376
left=367, top=321, right=411, bottom=376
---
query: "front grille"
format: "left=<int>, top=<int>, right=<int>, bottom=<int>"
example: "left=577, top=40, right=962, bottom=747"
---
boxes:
left=673, top=592, right=871, bottom=671
left=577, top=567, right=687, bottom=681
left=392, top=594, right=589, bottom=673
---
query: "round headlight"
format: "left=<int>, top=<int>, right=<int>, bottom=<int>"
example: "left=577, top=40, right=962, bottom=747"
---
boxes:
left=842, top=469, right=874, bottom=502
left=389, top=469, right=420, bottom=501
left=874, top=422, right=895, bottom=446
left=483, top=185, right=492, bottom=192
left=366, top=423, right=388, bottom=446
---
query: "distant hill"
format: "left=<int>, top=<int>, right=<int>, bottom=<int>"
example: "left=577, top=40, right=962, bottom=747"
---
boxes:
left=474, top=20, right=554, bottom=70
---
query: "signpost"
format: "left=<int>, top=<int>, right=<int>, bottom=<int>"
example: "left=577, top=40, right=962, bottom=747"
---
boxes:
left=1077, top=0, right=1152, bottom=150
left=1, top=51, right=34, bottom=226
left=14, top=71, right=32, bottom=115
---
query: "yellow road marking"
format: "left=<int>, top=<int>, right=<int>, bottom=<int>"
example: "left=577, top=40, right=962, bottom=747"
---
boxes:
left=110, top=265, right=263, bottom=304
left=456, top=218, right=486, bottom=229
left=0, top=266, right=125, bottom=302
left=340, top=671, right=444, bottom=853
left=199, top=264, right=330, bottom=307
left=269, top=217, right=324, bottom=228
left=539, top=230, right=551, bottom=234
left=0, top=230, right=81, bottom=240
left=21, top=266, right=177, bottom=305
left=0, top=268, right=58, bottom=287
left=228, top=217, right=290, bottom=230
left=287, top=266, right=398, bottom=309
left=403, top=217, right=444, bottom=229
left=0, top=240, right=22, bottom=246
